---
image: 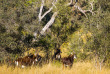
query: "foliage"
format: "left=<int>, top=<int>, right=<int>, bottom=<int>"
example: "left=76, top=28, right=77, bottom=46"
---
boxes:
left=0, top=0, right=110, bottom=67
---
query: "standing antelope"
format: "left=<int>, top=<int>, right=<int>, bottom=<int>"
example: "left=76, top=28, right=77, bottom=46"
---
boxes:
left=52, top=48, right=62, bottom=61
left=15, top=54, right=42, bottom=68
left=61, top=52, right=76, bottom=68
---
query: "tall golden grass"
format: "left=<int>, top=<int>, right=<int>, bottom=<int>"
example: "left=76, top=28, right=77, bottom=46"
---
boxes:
left=0, top=62, right=110, bottom=74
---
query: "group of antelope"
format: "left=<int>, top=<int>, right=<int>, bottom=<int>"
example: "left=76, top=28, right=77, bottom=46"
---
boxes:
left=8, top=48, right=76, bottom=68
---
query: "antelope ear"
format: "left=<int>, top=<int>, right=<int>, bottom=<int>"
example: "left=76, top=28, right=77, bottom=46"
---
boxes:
left=35, top=58, right=38, bottom=62
left=70, top=52, right=73, bottom=55
left=74, top=55, right=77, bottom=59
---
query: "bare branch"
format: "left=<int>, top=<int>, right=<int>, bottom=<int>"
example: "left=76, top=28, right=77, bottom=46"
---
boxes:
left=67, top=0, right=74, bottom=6
left=40, top=7, right=53, bottom=21
left=38, top=0, right=57, bottom=21
left=90, top=2, right=94, bottom=15
left=74, top=2, right=94, bottom=18
left=40, top=12, right=58, bottom=35
left=74, top=3, right=88, bottom=17
left=90, top=3, right=93, bottom=10
left=67, top=0, right=78, bottom=6
left=38, top=0, right=44, bottom=21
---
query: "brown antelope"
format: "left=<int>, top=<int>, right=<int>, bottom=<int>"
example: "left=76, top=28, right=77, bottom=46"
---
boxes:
left=61, top=52, right=76, bottom=68
left=52, top=48, right=62, bottom=61
left=15, top=54, right=42, bottom=68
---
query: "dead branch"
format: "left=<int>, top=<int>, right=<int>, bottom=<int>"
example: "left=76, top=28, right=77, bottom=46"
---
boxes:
left=67, top=0, right=78, bottom=6
left=74, top=2, right=94, bottom=18
left=40, top=12, right=58, bottom=35
left=38, top=0, right=44, bottom=21
left=67, top=0, right=74, bottom=6
left=38, top=0, right=94, bottom=36
left=85, top=2, right=94, bottom=15
left=74, top=3, right=88, bottom=17
left=38, top=0, right=57, bottom=21
left=37, top=0, right=58, bottom=35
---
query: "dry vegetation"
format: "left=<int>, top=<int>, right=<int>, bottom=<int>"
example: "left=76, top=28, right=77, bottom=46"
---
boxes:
left=0, top=62, right=110, bottom=74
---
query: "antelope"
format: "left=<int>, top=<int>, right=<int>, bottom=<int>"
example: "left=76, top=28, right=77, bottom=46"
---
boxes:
left=52, top=48, right=62, bottom=61
left=61, top=52, right=76, bottom=68
left=15, top=54, right=42, bottom=68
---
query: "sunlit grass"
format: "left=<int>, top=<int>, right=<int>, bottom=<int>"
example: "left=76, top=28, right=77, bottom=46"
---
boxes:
left=0, top=62, right=110, bottom=74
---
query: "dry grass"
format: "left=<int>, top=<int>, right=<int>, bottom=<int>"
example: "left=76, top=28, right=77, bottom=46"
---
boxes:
left=0, top=62, right=110, bottom=74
